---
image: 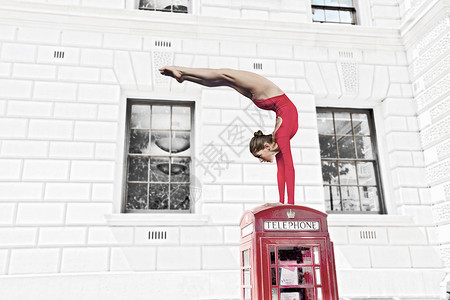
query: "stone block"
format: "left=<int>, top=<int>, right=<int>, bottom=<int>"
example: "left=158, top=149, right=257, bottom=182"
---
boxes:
left=372, top=66, right=390, bottom=100
left=33, top=81, right=77, bottom=101
left=70, top=161, right=115, bottom=182
left=258, top=43, right=293, bottom=59
left=269, top=11, right=306, bottom=23
left=39, top=227, right=87, bottom=246
left=74, top=121, right=118, bottom=141
left=92, top=183, right=114, bottom=202
left=182, top=39, right=220, bottom=55
left=0, top=79, right=32, bottom=99
left=364, top=50, right=397, bottom=65
left=81, top=0, right=125, bottom=9
left=410, top=246, right=443, bottom=268
left=0, top=203, right=15, bottom=225
left=389, top=66, right=410, bottom=83
left=201, top=6, right=240, bottom=18
left=0, top=228, right=36, bottom=247
left=304, top=62, right=327, bottom=98
left=58, top=66, right=100, bottom=82
left=0, top=182, right=43, bottom=201
left=202, top=246, right=240, bottom=270
left=348, top=227, right=388, bottom=245
left=209, top=56, right=239, bottom=69
left=372, top=5, right=401, bottom=19
left=23, top=160, right=69, bottom=181
left=201, top=184, right=222, bottom=202
left=81, top=49, right=114, bottom=67
left=295, top=165, right=322, bottom=185
left=7, top=101, right=53, bottom=118
left=202, top=203, right=243, bottom=225
left=103, top=33, right=142, bottom=50
left=12, top=63, right=56, bottom=80
left=110, top=247, right=157, bottom=271
left=49, top=142, right=94, bottom=159
left=61, top=30, right=103, bottom=47
left=78, top=83, right=120, bottom=103
left=156, top=246, right=201, bottom=270
left=1, top=43, right=36, bottom=63
left=334, top=245, right=371, bottom=268
left=391, top=167, right=427, bottom=187
left=220, top=40, right=257, bottom=57
left=54, top=103, right=97, bottom=120
left=0, top=25, right=16, bottom=41
left=223, top=226, right=240, bottom=244
left=384, top=116, right=408, bottom=132
left=0, top=250, right=7, bottom=274
left=113, top=51, right=136, bottom=88
left=294, top=46, right=328, bottom=61
left=134, top=227, right=179, bottom=246
left=223, top=185, right=263, bottom=202
left=18, top=26, right=60, bottom=44
left=386, top=132, right=422, bottom=151
left=269, top=77, right=296, bottom=92
left=388, top=227, right=428, bottom=245
left=397, top=187, right=420, bottom=205
left=239, top=58, right=276, bottom=75
left=398, top=206, right=434, bottom=225
left=100, top=69, right=118, bottom=83
left=243, top=164, right=277, bottom=184
left=328, top=227, right=349, bottom=244
left=358, top=65, right=375, bottom=101
left=180, top=226, right=224, bottom=245
left=16, top=203, right=65, bottom=225
left=9, top=249, right=59, bottom=275
left=389, top=151, right=413, bottom=168
left=61, top=247, right=109, bottom=273
left=370, top=246, right=411, bottom=268
left=45, top=183, right=90, bottom=201
left=0, top=62, right=11, bottom=77
left=241, top=8, right=269, bottom=20
left=37, top=46, right=80, bottom=65
left=65, top=203, right=112, bottom=224
left=0, top=159, right=21, bottom=180
left=88, top=227, right=134, bottom=245
left=95, top=143, right=116, bottom=159
left=97, top=105, right=119, bottom=120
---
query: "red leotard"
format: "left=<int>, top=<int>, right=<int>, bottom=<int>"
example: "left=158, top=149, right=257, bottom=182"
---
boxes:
left=253, top=94, right=298, bottom=204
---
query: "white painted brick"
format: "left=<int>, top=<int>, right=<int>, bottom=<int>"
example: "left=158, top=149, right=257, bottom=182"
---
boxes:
left=386, top=132, right=421, bottom=151
left=437, top=224, right=450, bottom=243
left=88, top=227, right=133, bottom=245
left=270, top=77, right=296, bottom=92
left=209, top=56, right=239, bottom=69
left=81, top=49, right=114, bottom=67
left=12, top=63, right=56, bottom=80
left=9, top=248, right=59, bottom=275
left=241, top=9, right=269, bottom=20
left=111, top=247, right=156, bottom=271
left=294, top=46, right=328, bottom=61
left=0, top=250, right=7, bottom=274
left=0, top=228, right=36, bottom=247
left=48, top=0, right=81, bottom=6
left=202, top=203, right=243, bottom=224
left=389, top=66, right=410, bottom=83
left=258, top=43, right=293, bottom=59
left=202, top=246, right=239, bottom=270
left=269, top=11, right=306, bottom=23
left=397, top=187, right=420, bottom=204
left=61, top=247, right=109, bottom=273
left=201, top=184, right=222, bottom=202
left=391, top=167, right=427, bottom=187
left=103, top=33, right=142, bottom=50
left=156, top=246, right=201, bottom=270
left=1, top=44, right=36, bottom=63
left=411, top=151, right=425, bottom=167
left=384, top=116, right=408, bottom=132
left=0, top=62, right=11, bottom=77
left=33, top=81, right=77, bottom=101
left=66, top=203, right=112, bottom=224
left=135, top=227, right=179, bottom=246
left=301, top=148, right=320, bottom=165
left=22, top=160, right=69, bottom=181
left=7, top=100, right=53, bottom=118
left=130, top=52, right=152, bottom=88
left=113, top=51, right=135, bottom=88
left=81, top=0, right=125, bottom=9
left=0, top=100, right=5, bottom=115
left=28, top=119, right=73, bottom=140
left=54, top=103, right=97, bottom=119
left=398, top=205, right=434, bottom=225
left=78, top=84, right=120, bottom=103
left=276, top=60, right=305, bottom=77
left=381, top=98, right=416, bottom=117
left=0, top=79, right=32, bottom=99
left=1, top=140, right=48, bottom=158
left=0, top=159, right=21, bottom=180
left=296, top=165, right=322, bottom=185
left=410, top=246, right=443, bottom=268
left=16, top=203, right=65, bottom=225
left=224, top=226, right=240, bottom=244
left=37, top=46, right=80, bottom=65
left=180, top=226, right=223, bottom=245
left=39, top=227, right=87, bottom=246
left=223, top=185, right=263, bottom=202
left=417, top=111, right=431, bottom=130
left=100, top=69, right=118, bottom=83
left=388, top=227, right=428, bottom=244
left=74, top=121, right=118, bottom=141
left=363, top=50, right=397, bottom=65
left=201, top=90, right=240, bottom=109
left=387, top=83, right=402, bottom=97
left=370, top=246, right=411, bottom=268
left=70, top=161, right=115, bottom=181
left=0, top=25, right=16, bottom=41
left=203, top=164, right=242, bottom=184
left=182, top=39, right=220, bottom=55
left=243, top=164, right=276, bottom=184
left=0, top=118, right=27, bottom=138
left=372, top=5, right=401, bottom=19
left=418, top=188, right=431, bottom=205
left=220, top=41, right=257, bottom=57
left=92, top=183, right=114, bottom=202
left=61, top=30, right=103, bottom=47
left=201, top=6, right=240, bottom=19
left=94, top=143, right=116, bottom=159
left=49, top=142, right=94, bottom=159
left=389, top=151, right=413, bottom=167
left=334, top=246, right=371, bottom=268
left=328, top=227, right=348, bottom=244
left=0, top=183, right=43, bottom=201
left=97, top=105, right=119, bottom=120
left=0, top=203, right=15, bottom=225
left=58, top=66, right=100, bottom=82
left=45, top=183, right=91, bottom=201
left=18, top=27, right=60, bottom=44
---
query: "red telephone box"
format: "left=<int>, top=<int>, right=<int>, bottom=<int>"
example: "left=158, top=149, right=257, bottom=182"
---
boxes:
left=239, top=204, right=339, bottom=300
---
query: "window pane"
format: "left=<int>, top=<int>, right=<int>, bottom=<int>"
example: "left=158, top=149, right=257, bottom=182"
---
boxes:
left=130, top=105, right=150, bottom=129
left=244, top=289, right=251, bottom=300
left=171, top=157, right=190, bottom=182
left=148, top=183, right=169, bottom=209
left=129, top=130, right=150, bottom=154
left=340, top=0, right=354, bottom=7
left=171, top=131, right=191, bottom=155
left=322, top=161, right=339, bottom=184
left=324, top=186, right=342, bottom=211
left=325, top=0, right=339, bottom=6
left=313, top=247, right=320, bottom=264
left=126, top=183, right=148, bottom=209
left=271, top=267, right=277, bottom=285
left=139, top=0, right=155, bottom=9
left=315, top=267, right=321, bottom=285
left=244, top=269, right=251, bottom=286
left=360, top=186, right=380, bottom=212
left=355, top=136, right=373, bottom=159
left=339, top=161, right=357, bottom=185
left=172, top=106, right=191, bottom=130
left=150, top=157, right=170, bottom=182
left=278, top=247, right=312, bottom=265
left=335, top=112, right=352, bottom=135
left=340, top=10, right=354, bottom=23
left=151, top=130, right=170, bottom=155
left=128, top=157, right=149, bottom=181
left=357, top=162, right=376, bottom=185
left=170, top=184, right=190, bottom=210
left=317, top=287, right=323, bottom=300
left=152, top=105, right=171, bottom=129
left=352, top=113, right=370, bottom=135
left=341, top=186, right=360, bottom=211
left=316, top=112, right=334, bottom=134
left=272, top=288, right=278, bottom=300
left=243, top=250, right=250, bottom=267
left=311, top=0, right=324, bottom=4
left=337, top=136, right=356, bottom=158
left=270, top=247, right=276, bottom=265
left=312, top=8, right=325, bottom=22
left=319, top=135, right=337, bottom=158
left=325, top=9, right=339, bottom=22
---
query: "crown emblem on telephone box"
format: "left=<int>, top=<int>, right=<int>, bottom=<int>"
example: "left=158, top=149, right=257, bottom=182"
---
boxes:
left=287, top=209, right=295, bottom=219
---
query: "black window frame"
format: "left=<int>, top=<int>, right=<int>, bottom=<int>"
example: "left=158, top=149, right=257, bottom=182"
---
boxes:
left=123, top=98, right=195, bottom=214
left=311, top=0, right=357, bottom=25
left=138, top=0, right=190, bottom=14
left=317, top=107, right=386, bottom=214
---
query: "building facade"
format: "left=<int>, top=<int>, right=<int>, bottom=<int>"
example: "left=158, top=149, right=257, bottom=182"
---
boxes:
left=0, top=0, right=449, bottom=299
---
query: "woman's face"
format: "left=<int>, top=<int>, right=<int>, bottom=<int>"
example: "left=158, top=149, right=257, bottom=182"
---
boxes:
left=253, top=143, right=277, bottom=163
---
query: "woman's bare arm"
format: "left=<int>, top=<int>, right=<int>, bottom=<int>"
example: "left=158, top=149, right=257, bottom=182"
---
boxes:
left=159, top=66, right=283, bottom=100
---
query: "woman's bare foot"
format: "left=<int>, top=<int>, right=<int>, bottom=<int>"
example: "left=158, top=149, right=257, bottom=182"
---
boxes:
left=159, top=66, right=184, bottom=83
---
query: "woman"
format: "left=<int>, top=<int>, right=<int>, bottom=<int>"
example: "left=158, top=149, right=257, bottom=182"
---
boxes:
left=159, top=66, right=298, bottom=205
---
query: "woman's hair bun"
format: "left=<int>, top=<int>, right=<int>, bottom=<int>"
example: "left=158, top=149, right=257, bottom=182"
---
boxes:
left=254, top=130, right=264, bottom=137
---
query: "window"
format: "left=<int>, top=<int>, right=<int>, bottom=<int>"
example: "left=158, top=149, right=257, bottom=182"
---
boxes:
left=139, top=0, right=190, bottom=13
left=316, top=108, right=385, bottom=213
left=311, top=0, right=357, bottom=25
left=124, top=100, right=194, bottom=213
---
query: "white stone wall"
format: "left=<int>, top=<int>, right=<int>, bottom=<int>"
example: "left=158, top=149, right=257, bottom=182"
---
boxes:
left=0, top=0, right=447, bottom=299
